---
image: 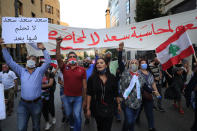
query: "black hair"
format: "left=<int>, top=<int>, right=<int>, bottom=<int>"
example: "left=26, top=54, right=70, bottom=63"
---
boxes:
left=67, top=51, right=77, bottom=59
left=90, top=58, right=111, bottom=79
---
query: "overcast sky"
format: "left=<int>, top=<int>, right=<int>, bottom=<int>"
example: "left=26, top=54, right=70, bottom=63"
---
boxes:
left=59, top=0, right=108, bottom=29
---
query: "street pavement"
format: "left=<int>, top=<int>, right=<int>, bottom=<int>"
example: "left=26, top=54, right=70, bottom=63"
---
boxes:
left=1, top=87, right=194, bottom=131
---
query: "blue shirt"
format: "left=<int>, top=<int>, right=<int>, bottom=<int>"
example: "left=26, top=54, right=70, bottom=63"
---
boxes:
left=86, top=55, right=98, bottom=81
left=2, top=48, right=51, bottom=100
left=86, top=64, right=94, bottom=81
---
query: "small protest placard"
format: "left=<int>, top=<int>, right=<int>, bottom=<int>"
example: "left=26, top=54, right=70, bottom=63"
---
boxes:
left=2, top=17, right=48, bottom=44
left=0, top=84, right=6, bottom=120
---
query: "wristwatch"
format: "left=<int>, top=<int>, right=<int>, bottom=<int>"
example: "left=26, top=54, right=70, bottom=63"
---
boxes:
left=42, top=48, right=46, bottom=51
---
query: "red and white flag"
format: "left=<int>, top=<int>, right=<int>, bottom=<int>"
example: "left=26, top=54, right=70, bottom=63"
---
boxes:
left=156, top=27, right=195, bottom=71
left=40, top=58, right=57, bottom=68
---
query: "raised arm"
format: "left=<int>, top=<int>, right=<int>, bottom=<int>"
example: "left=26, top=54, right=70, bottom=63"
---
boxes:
left=56, top=37, right=64, bottom=69
left=1, top=39, right=23, bottom=76
left=38, top=43, right=51, bottom=73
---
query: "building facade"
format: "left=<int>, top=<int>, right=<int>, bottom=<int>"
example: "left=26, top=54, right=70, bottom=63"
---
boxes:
left=0, top=0, right=60, bottom=65
left=107, top=0, right=137, bottom=60
left=43, top=0, right=60, bottom=25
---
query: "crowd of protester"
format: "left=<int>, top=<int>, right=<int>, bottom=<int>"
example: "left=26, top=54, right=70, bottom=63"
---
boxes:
left=0, top=37, right=196, bottom=131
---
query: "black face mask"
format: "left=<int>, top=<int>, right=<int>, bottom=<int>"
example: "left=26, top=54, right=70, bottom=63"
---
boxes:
left=83, top=62, right=90, bottom=68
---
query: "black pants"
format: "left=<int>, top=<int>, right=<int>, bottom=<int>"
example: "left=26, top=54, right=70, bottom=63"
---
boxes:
left=191, top=97, right=197, bottom=131
left=95, top=116, right=113, bottom=131
left=49, top=92, right=55, bottom=117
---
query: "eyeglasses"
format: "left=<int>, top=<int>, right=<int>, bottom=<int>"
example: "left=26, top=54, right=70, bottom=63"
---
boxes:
left=69, top=55, right=77, bottom=58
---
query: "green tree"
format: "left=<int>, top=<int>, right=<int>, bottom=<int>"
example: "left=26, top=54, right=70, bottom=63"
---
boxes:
left=84, top=51, right=88, bottom=58
left=135, top=0, right=163, bottom=22
left=105, top=49, right=118, bottom=59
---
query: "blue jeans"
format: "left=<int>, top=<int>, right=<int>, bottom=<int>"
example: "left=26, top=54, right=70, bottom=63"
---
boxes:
left=17, top=99, right=42, bottom=131
left=62, top=95, right=82, bottom=131
left=144, top=100, right=154, bottom=129
left=122, top=103, right=140, bottom=131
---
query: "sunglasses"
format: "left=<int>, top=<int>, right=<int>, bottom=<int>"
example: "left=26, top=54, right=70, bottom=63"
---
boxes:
left=69, top=55, right=77, bottom=58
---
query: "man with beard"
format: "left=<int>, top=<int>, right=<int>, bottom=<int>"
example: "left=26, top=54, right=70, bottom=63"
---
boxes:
left=149, top=57, right=165, bottom=112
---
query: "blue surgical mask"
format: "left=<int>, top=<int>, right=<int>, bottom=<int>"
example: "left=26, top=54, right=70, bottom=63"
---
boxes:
left=98, top=68, right=106, bottom=75
left=141, top=64, right=147, bottom=70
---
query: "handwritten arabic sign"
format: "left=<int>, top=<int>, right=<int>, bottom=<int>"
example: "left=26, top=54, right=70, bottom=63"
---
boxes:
left=26, top=9, right=197, bottom=56
left=2, top=17, right=48, bottom=44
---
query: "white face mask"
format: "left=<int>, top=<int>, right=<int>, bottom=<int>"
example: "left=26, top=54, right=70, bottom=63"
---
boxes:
left=130, top=64, right=138, bottom=72
left=26, top=59, right=36, bottom=68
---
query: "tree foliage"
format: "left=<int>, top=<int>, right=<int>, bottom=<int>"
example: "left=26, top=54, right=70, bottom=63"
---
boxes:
left=135, top=0, right=163, bottom=22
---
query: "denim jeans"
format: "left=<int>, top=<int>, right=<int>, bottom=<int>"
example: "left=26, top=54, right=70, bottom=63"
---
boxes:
left=143, top=100, right=154, bottom=129
left=122, top=103, right=140, bottom=131
left=17, top=99, right=42, bottom=131
left=62, top=95, right=82, bottom=131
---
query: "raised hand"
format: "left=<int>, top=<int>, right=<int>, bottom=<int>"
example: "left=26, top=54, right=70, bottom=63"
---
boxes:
left=56, top=37, right=63, bottom=45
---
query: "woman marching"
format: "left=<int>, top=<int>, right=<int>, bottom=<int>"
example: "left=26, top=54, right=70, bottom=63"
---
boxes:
left=137, top=59, right=160, bottom=131
left=119, top=59, right=142, bottom=131
left=86, top=58, right=121, bottom=131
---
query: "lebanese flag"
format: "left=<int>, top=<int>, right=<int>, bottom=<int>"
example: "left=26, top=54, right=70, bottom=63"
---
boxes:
left=50, top=59, right=58, bottom=68
left=40, top=58, right=57, bottom=68
left=156, top=27, right=195, bottom=71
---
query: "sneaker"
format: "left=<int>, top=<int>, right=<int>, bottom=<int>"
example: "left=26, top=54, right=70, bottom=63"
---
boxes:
left=158, top=107, right=165, bottom=112
left=179, top=109, right=184, bottom=114
left=70, top=125, right=74, bottom=131
left=45, top=122, right=52, bottom=130
left=52, top=117, right=56, bottom=124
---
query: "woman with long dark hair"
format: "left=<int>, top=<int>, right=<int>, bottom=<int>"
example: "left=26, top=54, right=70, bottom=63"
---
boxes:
left=86, top=58, right=121, bottom=131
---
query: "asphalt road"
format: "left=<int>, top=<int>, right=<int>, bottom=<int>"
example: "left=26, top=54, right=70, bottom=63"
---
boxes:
left=1, top=87, right=194, bottom=131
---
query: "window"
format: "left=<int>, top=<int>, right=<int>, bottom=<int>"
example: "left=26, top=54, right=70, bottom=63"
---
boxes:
left=18, top=1, right=23, bottom=15
left=32, top=12, right=36, bottom=17
left=57, top=9, right=60, bottom=18
left=31, top=0, right=35, bottom=4
left=126, top=0, right=130, bottom=14
left=45, top=4, right=53, bottom=14
left=48, top=18, right=53, bottom=24
left=40, top=0, right=43, bottom=12
left=126, top=17, right=130, bottom=24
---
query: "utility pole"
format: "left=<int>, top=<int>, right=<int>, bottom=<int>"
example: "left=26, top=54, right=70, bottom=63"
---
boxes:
left=14, top=0, right=21, bottom=62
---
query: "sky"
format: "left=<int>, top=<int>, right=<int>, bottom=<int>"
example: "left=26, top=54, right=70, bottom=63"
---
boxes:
left=59, top=0, right=108, bottom=29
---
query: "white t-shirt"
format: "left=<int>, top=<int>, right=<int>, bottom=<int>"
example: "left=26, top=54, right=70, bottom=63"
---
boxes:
left=0, top=70, right=17, bottom=90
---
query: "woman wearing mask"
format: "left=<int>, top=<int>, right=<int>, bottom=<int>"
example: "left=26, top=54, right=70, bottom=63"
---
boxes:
left=138, top=59, right=160, bottom=131
left=120, top=59, right=142, bottom=131
left=86, top=58, right=121, bottom=131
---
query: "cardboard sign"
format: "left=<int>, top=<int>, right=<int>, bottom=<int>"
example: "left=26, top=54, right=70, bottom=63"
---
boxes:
left=2, top=17, right=48, bottom=44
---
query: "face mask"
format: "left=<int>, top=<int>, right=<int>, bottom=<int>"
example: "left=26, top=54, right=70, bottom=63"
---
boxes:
left=68, top=58, right=77, bottom=65
left=98, top=68, right=106, bottom=75
left=141, top=64, right=147, bottom=70
left=83, top=62, right=90, bottom=68
left=26, top=59, right=36, bottom=68
left=130, top=64, right=138, bottom=72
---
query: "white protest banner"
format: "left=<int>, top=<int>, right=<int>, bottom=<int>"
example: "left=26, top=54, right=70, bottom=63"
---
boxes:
left=26, top=9, right=197, bottom=56
left=2, top=17, right=48, bottom=44
left=0, top=84, right=6, bottom=120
